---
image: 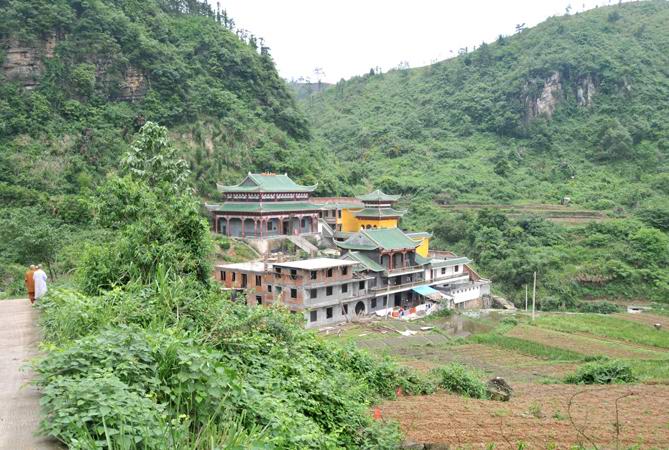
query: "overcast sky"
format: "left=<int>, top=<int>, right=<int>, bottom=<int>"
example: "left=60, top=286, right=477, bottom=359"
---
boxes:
left=212, top=0, right=619, bottom=83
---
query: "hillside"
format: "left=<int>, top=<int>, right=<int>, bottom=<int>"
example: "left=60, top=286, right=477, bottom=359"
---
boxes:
left=303, top=1, right=669, bottom=206
left=302, top=1, right=669, bottom=304
left=0, top=0, right=344, bottom=289
left=0, top=0, right=349, bottom=200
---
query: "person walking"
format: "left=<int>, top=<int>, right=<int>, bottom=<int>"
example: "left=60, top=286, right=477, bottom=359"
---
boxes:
left=24, top=265, right=36, bottom=304
left=33, top=264, right=48, bottom=302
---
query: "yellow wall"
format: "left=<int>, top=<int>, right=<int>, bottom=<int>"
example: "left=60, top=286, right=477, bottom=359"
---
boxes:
left=341, top=208, right=359, bottom=232
left=340, top=208, right=399, bottom=232
left=413, top=237, right=430, bottom=257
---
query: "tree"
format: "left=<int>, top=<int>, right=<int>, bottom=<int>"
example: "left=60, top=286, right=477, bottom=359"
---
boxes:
left=0, top=208, right=64, bottom=279
left=597, top=119, right=633, bottom=160
left=121, top=122, right=190, bottom=192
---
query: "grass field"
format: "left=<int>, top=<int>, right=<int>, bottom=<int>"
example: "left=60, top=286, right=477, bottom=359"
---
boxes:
left=327, top=310, right=669, bottom=448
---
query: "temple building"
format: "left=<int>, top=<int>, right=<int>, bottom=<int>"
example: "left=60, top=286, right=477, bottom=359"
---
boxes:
left=341, top=190, right=405, bottom=232
left=209, top=173, right=491, bottom=327
left=206, top=173, right=322, bottom=237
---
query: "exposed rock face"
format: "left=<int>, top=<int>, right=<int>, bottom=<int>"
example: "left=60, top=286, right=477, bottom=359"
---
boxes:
left=577, top=75, right=596, bottom=107
left=1, top=33, right=58, bottom=89
left=118, top=66, right=147, bottom=101
left=526, top=71, right=600, bottom=121
left=529, top=71, right=562, bottom=119
left=1, top=41, right=42, bottom=89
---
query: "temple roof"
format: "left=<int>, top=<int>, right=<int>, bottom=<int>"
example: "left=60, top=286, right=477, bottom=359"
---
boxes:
left=342, top=251, right=386, bottom=272
left=355, top=189, right=401, bottom=202
left=206, top=201, right=321, bottom=213
left=354, top=207, right=406, bottom=218
left=218, top=173, right=317, bottom=193
left=336, top=228, right=420, bottom=251
left=406, top=231, right=433, bottom=239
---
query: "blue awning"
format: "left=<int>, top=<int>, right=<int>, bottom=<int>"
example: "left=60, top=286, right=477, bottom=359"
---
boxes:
left=412, top=285, right=448, bottom=301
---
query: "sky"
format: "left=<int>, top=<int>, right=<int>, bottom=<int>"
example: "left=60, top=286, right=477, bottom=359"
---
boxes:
left=212, top=0, right=619, bottom=83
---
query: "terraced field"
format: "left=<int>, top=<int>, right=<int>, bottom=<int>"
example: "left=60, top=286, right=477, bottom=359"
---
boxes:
left=328, top=310, right=669, bottom=448
left=440, top=203, right=612, bottom=225
left=382, top=384, right=669, bottom=449
left=507, top=325, right=668, bottom=360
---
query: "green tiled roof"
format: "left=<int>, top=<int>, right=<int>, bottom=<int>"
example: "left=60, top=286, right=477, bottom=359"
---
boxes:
left=362, top=228, right=419, bottom=250
left=431, top=257, right=471, bottom=268
left=407, top=231, right=433, bottom=239
left=321, top=203, right=363, bottom=210
left=415, top=253, right=432, bottom=265
left=356, top=189, right=401, bottom=202
left=218, top=173, right=317, bottom=193
left=207, top=202, right=321, bottom=213
left=354, top=207, right=405, bottom=218
left=343, top=252, right=386, bottom=272
left=335, top=241, right=378, bottom=251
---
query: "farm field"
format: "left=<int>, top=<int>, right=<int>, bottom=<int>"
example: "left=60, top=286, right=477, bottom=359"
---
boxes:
left=439, top=203, right=613, bottom=225
left=327, top=310, right=669, bottom=448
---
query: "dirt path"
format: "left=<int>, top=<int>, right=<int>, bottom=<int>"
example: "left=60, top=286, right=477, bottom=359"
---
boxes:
left=0, top=299, right=59, bottom=450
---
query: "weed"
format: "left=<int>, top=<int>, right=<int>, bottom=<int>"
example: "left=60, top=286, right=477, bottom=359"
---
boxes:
left=552, top=410, right=566, bottom=420
left=432, top=362, right=488, bottom=399
left=528, top=402, right=544, bottom=418
left=565, top=360, right=638, bottom=384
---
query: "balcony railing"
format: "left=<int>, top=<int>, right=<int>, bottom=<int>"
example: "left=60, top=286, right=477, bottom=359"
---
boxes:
left=371, top=272, right=469, bottom=294
left=384, top=264, right=425, bottom=276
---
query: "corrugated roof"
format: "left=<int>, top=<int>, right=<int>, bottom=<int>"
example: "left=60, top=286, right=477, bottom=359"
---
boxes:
left=362, top=228, right=419, bottom=250
left=356, top=189, right=401, bottom=202
left=207, top=202, right=322, bottom=213
left=218, top=173, right=317, bottom=193
left=343, top=251, right=386, bottom=272
left=354, top=207, right=405, bottom=218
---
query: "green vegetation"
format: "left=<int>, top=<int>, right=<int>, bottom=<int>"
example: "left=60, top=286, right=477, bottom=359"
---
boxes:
left=0, top=0, right=338, bottom=296
left=432, top=362, right=488, bottom=399
left=300, top=1, right=669, bottom=305
left=564, top=360, right=637, bottom=384
left=31, top=122, right=435, bottom=449
left=471, top=334, right=585, bottom=362
left=534, top=314, right=669, bottom=349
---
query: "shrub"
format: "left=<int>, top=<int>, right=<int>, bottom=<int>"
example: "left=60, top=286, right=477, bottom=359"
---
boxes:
left=433, top=363, right=488, bottom=399
left=565, top=360, right=637, bottom=384
left=39, top=373, right=167, bottom=449
left=577, top=301, right=619, bottom=314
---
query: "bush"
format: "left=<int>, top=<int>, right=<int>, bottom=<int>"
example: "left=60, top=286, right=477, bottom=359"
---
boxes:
left=39, top=373, right=168, bottom=449
left=432, top=363, right=488, bottom=399
left=577, top=301, right=619, bottom=314
left=565, top=360, right=637, bottom=384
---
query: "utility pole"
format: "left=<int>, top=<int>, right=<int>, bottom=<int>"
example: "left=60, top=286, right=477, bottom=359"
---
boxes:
left=532, top=271, right=537, bottom=321
left=525, top=284, right=528, bottom=311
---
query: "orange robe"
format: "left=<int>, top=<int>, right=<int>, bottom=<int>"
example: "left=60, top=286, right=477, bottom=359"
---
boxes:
left=24, top=269, right=36, bottom=300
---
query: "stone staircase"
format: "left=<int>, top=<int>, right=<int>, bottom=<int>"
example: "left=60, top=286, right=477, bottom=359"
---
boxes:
left=288, top=235, right=319, bottom=256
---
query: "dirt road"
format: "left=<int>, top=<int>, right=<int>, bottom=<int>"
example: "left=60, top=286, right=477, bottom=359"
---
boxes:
left=0, top=299, right=59, bottom=450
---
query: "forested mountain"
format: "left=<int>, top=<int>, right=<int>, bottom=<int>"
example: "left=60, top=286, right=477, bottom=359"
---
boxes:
left=303, top=0, right=669, bottom=207
left=0, top=0, right=343, bottom=288
left=0, top=0, right=342, bottom=199
left=301, top=1, right=669, bottom=304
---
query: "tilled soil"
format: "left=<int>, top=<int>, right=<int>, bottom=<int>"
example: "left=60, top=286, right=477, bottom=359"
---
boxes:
left=381, top=383, right=669, bottom=449
left=508, top=325, right=668, bottom=360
